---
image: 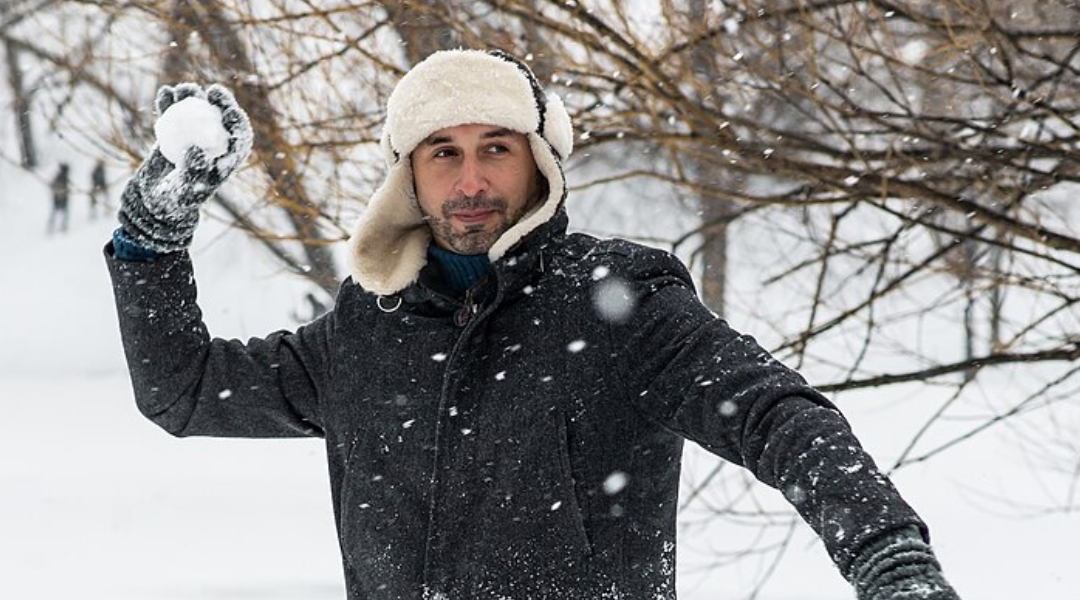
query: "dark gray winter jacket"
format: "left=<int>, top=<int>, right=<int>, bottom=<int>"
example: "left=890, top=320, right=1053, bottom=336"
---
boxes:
left=107, top=209, right=926, bottom=599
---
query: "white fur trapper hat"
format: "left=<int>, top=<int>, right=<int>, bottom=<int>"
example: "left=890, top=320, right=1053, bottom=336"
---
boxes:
left=347, top=49, right=574, bottom=296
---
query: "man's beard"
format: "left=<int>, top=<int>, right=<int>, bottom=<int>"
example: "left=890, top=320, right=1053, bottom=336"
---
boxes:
left=425, top=195, right=517, bottom=255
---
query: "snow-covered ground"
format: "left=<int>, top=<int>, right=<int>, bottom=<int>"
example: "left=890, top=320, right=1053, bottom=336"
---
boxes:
left=3, top=158, right=1079, bottom=599
left=0, top=163, right=342, bottom=599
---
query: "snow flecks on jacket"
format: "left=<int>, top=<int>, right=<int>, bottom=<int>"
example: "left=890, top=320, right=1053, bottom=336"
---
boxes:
left=785, top=483, right=808, bottom=505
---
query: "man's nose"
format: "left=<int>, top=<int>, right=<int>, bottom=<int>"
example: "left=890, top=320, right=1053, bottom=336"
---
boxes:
left=454, top=156, right=489, bottom=198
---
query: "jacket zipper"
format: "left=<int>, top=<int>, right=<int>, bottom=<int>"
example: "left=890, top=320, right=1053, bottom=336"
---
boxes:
left=420, top=270, right=503, bottom=591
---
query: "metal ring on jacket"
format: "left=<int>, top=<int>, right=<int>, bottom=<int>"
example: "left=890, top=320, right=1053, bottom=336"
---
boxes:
left=376, top=295, right=403, bottom=313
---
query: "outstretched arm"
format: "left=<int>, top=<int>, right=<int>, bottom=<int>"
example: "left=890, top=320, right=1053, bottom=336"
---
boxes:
left=612, top=246, right=960, bottom=599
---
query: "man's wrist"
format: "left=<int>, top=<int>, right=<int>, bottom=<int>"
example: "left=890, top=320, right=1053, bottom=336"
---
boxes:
left=111, top=227, right=162, bottom=262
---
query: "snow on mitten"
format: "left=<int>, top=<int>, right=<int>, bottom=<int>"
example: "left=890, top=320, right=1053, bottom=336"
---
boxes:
left=119, top=83, right=253, bottom=253
left=848, top=527, right=962, bottom=600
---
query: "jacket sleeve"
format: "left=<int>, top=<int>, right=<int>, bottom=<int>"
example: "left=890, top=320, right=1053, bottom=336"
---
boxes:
left=105, top=243, right=330, bottom=439
left=611, top=246, right=928, bottom=576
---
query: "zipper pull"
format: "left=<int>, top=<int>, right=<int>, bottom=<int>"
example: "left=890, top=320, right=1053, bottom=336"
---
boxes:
left=453, top=302, right=474, bottom=327
left=454, top=277, right=487, bottom=327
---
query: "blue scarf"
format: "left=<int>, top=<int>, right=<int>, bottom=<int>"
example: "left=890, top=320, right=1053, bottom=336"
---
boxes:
left=427, top=245, right=491, bottom=297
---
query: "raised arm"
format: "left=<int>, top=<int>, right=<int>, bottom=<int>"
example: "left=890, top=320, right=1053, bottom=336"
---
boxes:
left=106, top=82, right=328, bottom=439
left=107, top=248, right=329, bottom=438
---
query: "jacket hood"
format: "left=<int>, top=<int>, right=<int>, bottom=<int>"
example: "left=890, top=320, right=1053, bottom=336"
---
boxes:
left=347, top=49, right=574, bottom=296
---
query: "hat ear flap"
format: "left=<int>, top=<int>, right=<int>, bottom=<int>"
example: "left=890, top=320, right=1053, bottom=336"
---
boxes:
left=543, top=93, right=573, bottom=161
left=380, top=129, right=400, bottom=166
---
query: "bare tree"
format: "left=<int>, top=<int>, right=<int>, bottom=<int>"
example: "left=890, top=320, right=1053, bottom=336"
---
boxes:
left=1, top=0, right=40, bottom=168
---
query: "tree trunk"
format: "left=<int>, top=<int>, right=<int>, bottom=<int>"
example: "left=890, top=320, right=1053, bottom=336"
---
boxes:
left=3, top=38, right=36, bottom=168
left=688, top=0, right=733, bottom=316
left=160, top=0, right=198, bottom=85
left=192, top=0, right=340, bottom=296
left=697, top=198, right=733, bottom=316
left=379, top=0, right=457, bottom=66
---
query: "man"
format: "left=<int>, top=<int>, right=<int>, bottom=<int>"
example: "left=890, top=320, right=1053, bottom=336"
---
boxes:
left=107, top=49, right=961, bottom=599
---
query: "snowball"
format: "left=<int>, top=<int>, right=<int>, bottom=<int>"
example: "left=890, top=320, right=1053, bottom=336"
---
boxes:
left=154, top=96, right=230, bottom=165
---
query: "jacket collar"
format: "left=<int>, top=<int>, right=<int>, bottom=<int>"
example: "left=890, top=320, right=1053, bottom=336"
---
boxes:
left=491, top=206, right=568, bottom=291
left=398, top=207, right=569, bottom=312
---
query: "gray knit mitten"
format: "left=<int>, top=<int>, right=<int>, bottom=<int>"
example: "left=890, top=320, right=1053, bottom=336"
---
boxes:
left=848, top=527, right=961, bottom=600
left=118, top=83, right=252, bottom=253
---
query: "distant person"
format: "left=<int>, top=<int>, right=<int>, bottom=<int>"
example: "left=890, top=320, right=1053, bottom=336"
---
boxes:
left=89, top=159, right=108, bottom=218
left=47, top=162, right=70, bottom=233
left=105, top=50, right=962, bottom=599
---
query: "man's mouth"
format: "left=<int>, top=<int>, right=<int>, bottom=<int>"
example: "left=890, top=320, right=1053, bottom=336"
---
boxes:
left=451, top=209, right=497, bottom=225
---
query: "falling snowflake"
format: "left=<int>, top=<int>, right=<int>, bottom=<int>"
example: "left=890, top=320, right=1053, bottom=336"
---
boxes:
left=593, top=277, right=636, bottom=324
left=603, top=471, right=629, bottom=495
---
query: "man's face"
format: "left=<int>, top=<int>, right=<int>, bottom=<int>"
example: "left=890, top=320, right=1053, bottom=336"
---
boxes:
left=411, top=123, right=541, bottom=255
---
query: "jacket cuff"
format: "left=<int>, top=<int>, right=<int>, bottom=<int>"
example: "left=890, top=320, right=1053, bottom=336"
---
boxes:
left=847, top=526, right=958, bottom=600
left=111, top=227, right=162, bottom=262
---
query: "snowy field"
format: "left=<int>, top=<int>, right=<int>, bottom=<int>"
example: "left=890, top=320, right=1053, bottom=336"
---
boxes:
left=3, top=159, right=1079, bottom=599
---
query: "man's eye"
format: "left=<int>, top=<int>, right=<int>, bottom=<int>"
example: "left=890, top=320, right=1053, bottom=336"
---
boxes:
left=486, top=144, right=509, bottom=154
left=433, top=148, right=457, bottom=158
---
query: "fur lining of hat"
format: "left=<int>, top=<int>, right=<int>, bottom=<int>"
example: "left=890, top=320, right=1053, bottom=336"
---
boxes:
left=347, top=49, right=573, bottom=296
